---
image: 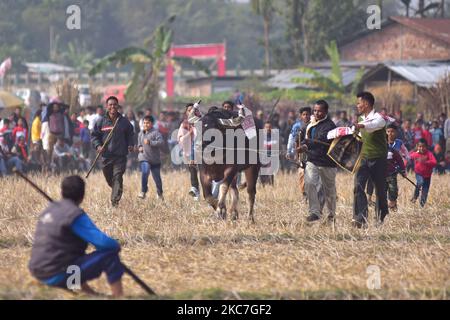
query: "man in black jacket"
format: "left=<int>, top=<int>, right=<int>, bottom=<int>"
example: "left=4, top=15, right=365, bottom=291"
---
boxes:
left=91, top=96, right=134, bottom=207
left=299, top=100, right=337, bottom=223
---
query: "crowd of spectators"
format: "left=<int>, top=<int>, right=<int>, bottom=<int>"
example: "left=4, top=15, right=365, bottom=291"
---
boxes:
left=1, top=98, right=450, bottom=178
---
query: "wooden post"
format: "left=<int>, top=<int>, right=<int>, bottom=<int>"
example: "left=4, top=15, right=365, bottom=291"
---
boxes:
left=414, top=84, right=418, bottom=114
left=388, top=69, right=392, bottom=90
left=400, top=25, right=404, bottom=61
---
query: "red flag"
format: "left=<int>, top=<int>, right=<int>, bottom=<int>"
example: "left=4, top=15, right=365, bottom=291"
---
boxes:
left=0, top=57, right=12, bottom=78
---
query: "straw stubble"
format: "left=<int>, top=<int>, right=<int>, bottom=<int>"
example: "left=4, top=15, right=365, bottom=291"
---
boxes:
left=0, top=171, right=448, bottom=299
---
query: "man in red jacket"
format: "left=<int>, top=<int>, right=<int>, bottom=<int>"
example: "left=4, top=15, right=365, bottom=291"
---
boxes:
left=409, top=139, right=437, bottom=207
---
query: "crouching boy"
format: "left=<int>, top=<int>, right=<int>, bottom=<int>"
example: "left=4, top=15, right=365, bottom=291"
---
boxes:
left=28, top=175, right=124, bottom=297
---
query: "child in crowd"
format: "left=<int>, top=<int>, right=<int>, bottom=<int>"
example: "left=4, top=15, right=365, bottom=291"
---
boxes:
left=433, top=144, right=446, bottom=175
left=80, top=120, right=91, bottom=160
left=367, top=124, right=409, bottom=207
left=137, top=116, right=164, bottom=200
left=386, top=124, right=407, bottom=211
left=409, top=139, right=437, bottom=207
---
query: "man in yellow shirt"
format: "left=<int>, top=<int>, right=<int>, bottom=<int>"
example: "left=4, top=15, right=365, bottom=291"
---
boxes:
left=31, top=109, right=46, bottom=171
left=31, top=110, right=42, bottom=144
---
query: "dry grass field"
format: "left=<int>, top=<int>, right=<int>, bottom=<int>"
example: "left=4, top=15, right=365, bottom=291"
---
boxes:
left=0, top=170, right=449, bottom=300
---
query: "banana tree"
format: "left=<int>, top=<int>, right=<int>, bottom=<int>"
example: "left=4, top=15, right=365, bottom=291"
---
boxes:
left=89, top=16, right=176, bottom=110
left=293, top=40, right=365, bottom=108
left=63, top=41, right=95, bottom=71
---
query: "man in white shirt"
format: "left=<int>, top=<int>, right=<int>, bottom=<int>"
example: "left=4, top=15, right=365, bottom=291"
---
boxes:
left=353, top=92, right=388, bottom=228
left=87, top=106, right=104, bottom=131
left=77, top=108, right=87, bottom=123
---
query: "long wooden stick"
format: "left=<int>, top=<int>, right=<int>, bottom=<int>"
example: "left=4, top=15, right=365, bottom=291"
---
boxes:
left=85, top=117, right=120, bottom=179
left=14, top=169, right=53, bottom=202
left=268, top=94, right=282, bottom=121
left=400, top=173, right=417, bottom=188
left=14, top=170, right=157, bottom=296
left=304, top=138, right=331, bottom=147
left=122, top=265, right=156, bottom=296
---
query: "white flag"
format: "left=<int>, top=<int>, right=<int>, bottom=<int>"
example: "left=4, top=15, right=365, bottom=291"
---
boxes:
left=0, top=57, right=12, bottom=78
left=241, top=107, right=257, bottom=140
left=327, top=127, right=355, bottom=140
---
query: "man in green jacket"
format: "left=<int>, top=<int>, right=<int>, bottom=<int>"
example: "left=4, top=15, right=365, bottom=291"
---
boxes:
left=353, top=92, right=388, bottom=228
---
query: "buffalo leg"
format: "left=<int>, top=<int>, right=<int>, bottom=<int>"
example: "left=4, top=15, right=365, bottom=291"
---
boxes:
left=199, top=169, right=217, bottom=210
left=216, top=183, right=229, bottom=220
left=245, top=166, right=259, bottom=224
left=216, top=168, right=239, bottom=220
left=229, top=174, right=239, bottom=220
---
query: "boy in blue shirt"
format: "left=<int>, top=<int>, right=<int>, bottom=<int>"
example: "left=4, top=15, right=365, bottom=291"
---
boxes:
left=29, top=175, right=124, bottom=297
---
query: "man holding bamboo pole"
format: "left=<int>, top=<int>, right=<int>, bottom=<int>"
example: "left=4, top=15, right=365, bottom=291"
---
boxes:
left=298, top=100, right=337, bottom=223
left=28, top=175, right=125, bottom=297
left=91, top=96, right=134, bottom=207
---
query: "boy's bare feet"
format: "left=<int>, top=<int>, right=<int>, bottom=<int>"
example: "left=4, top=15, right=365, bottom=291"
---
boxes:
left=110, top=280, right=123, bottom=298
left=81, top=283, right=101, bottom=296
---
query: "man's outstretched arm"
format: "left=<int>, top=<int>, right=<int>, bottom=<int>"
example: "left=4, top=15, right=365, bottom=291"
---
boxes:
left=71, top=213, right=120, bottom=252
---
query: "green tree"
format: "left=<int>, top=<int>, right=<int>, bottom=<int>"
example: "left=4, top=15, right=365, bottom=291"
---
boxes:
left=61, top=41, right=95, bottom=71
left=284, top=0, right=309, bottom=65
left=251, top=0, right=275, bottom=75
left=305, top=0, right=367, bottom=62
left=0, top=0, right=45, bottom=67
left=89, top=16, right=176, bottom=110
left=0, top=0, right=411, bottom=73
left=277, top=0, right=367, bottom=66
left=20, top=0, right=67, bottom=62
left=294, top=41, right=365, bottom=107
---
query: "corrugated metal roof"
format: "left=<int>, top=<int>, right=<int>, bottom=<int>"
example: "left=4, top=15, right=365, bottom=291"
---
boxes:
left=305, top=61, right=378, bottom=68
left=266, top=67, right=363, bottom=89
left=386, top=62, right=450, bottom=88
left=24, top=63, right=74, bottom=74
